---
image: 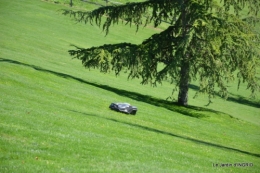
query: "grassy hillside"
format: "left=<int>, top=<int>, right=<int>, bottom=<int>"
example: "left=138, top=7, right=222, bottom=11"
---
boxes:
left=0, top=0, right=259, bottom=172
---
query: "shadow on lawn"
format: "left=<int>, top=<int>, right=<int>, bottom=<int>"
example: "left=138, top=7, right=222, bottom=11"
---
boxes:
left=227, top=94, right=260, bottom=108
left=1, top=58, right=259, bottom=158
left=1, top=58, right=217, bottom=118
left=1, top=58, right=259, bottom=116
left=70, top=109, right=260, bottom=158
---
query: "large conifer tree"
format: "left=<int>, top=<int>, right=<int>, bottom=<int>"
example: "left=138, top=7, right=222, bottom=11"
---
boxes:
left=63, top=0, right=260, bottom=106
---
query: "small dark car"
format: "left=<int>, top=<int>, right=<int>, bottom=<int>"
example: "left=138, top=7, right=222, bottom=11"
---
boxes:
left=109, top=103, right=137, bottom=115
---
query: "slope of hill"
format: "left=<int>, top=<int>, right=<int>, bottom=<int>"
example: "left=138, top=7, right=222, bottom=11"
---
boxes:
left=0, top=0, right=259, bottom=172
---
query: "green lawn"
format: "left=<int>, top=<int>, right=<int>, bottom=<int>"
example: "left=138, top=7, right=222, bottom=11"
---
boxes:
left=0, top=0, right=259, bottom=172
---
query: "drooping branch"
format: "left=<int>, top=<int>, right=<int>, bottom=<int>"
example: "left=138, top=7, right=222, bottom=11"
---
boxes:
left=62, top=0, right=183, bottom=34
left=189, top=10, right=260, bottom=100
left=63, top=0, right=260, bottom=105
left=68, top=25, right=180, bottom=85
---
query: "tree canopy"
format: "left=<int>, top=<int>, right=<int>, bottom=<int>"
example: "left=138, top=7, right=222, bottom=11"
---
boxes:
left=63, top=0, right=260, bottom=106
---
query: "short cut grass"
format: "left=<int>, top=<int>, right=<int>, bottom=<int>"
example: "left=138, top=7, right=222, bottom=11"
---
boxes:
left=0, top=0, right=259, bottom=172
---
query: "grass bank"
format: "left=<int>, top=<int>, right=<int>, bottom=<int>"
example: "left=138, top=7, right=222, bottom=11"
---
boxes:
left=0, top=0, right=259, bottom=172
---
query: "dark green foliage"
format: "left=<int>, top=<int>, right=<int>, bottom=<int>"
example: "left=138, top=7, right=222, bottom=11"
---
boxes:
left=63, top=0, right=260, bottom=105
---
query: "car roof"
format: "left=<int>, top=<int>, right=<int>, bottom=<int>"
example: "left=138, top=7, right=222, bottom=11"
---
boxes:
left=115, top=103, right=130, bottom=105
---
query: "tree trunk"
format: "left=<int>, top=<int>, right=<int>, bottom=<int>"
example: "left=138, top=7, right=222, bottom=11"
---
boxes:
left=178, top=60, right=189, bottom=106
left=178, top=0, right=190, bottom=106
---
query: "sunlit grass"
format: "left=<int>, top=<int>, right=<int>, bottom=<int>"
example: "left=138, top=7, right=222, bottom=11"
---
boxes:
left=0, top=0, right=259, bottom=172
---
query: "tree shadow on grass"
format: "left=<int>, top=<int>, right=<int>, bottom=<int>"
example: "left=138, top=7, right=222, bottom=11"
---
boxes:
left=0, top=58, right=218, bottom=118
left=69, top=109, right=260, bottom=158
left=227, top=94, right=260, bottom=108
left=1, top=57, right=259, bottom=158
left=186, top=84, right=260, bottom=109
left=1, top=57, right=258, bottom=118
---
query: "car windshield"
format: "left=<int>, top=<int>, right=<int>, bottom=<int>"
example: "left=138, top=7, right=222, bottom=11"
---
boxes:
left=119, top=103, right=129, bottom=107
